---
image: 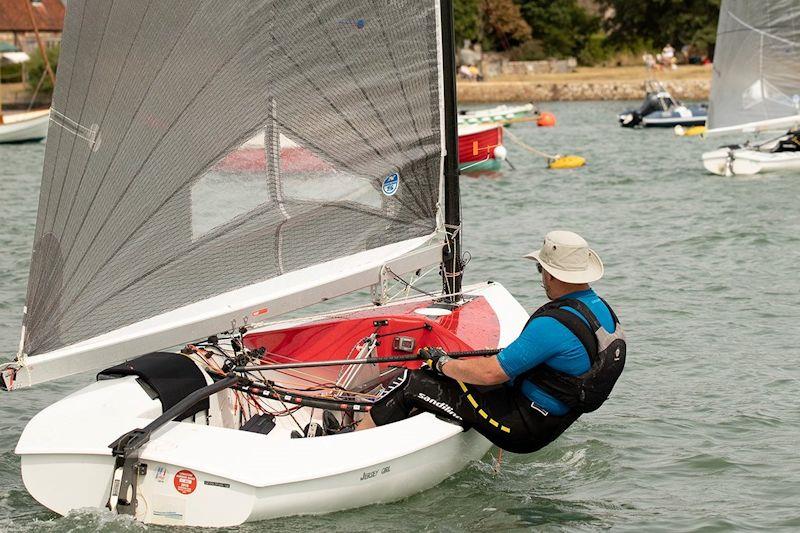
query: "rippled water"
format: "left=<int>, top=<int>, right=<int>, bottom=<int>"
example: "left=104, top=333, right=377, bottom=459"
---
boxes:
left=1, top=100, right=799, bottom=532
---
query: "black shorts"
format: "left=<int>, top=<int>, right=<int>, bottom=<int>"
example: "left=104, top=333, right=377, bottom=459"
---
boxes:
left=370, top=370, right=579, bottom=454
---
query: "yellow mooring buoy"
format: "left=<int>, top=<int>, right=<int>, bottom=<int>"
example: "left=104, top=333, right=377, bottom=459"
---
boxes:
left=674, top=124, right=707, bottom=137
left=503, top=128, right=586, bottom=169
left=548, top=155, right=586, bottom=169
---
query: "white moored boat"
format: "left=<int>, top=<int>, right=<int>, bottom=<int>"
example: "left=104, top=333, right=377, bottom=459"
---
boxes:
left=0, top=47, right=49, bottom=143
left=702, top=134, right=800, bottom=176
left=0, top=109, right=50, bottom=143
left=2, top=0, right=528, bottom=527
left=458, top=103, right=538, bottom=125
left=702, top=1, right=800, bottom=176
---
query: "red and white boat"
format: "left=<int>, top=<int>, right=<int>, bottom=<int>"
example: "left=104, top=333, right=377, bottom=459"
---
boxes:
left=15, top=282, right=525, bottom=526
left=458, top=122, right=506, bottom=172
left=2, top=0, right=529, bottom=527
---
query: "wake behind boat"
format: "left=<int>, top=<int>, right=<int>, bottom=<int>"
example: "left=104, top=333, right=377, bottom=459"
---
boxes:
left=0, top=0, right=529, bottom=526
left=702, top=0, right=800, bottom=176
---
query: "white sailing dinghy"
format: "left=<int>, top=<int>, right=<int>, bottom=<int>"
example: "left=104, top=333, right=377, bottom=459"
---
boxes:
left=0, top=0, right=528, bottom=527
left=0, top=49, right=49, bottom=144
left=702, top=0, right=800, bottom=176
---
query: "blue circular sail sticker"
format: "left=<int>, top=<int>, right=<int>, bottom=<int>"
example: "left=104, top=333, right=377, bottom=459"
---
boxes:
left=382, top=173, right=399, bottom=196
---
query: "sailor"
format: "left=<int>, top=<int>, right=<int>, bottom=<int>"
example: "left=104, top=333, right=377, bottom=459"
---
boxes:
left=775, top=129, right=800, bottom=152
left=357, top=230, right=626, bottom=453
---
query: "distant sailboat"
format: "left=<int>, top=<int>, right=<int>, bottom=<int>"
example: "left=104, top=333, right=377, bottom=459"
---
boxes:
left=1, top=0, right=527, bottom=527
left=702, top=0, right=800, bottom=175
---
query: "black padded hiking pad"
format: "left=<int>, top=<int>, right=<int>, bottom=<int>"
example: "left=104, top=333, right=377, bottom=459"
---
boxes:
left=98, top=352, right=209, bottom=417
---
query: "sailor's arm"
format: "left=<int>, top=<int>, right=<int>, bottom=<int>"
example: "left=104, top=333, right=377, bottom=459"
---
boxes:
left=442, top=315, right=559, bottom=386
left=440, top=355, right=509, bottom=385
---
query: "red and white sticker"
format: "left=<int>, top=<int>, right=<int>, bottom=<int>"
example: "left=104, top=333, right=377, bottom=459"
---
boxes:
left=173, top=469, right=197, bottom=495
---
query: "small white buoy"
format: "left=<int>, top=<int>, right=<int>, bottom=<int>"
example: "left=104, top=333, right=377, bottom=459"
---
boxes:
left=492, top=145, right=507, bottom=160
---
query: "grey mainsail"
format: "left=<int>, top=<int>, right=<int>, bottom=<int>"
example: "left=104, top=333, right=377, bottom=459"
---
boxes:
left=22, top=0, right=445, bottom=360
left=707, top=0, right=800, bottom=133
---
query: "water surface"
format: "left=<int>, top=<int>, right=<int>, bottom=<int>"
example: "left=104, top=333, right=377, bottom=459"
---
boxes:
left=1, top=100, right=799, bottom=531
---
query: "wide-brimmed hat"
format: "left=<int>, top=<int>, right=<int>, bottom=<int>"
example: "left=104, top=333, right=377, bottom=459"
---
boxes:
left=523, top=230, right=604, bottom=284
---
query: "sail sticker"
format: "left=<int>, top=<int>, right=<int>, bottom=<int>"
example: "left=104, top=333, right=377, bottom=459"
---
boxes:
left=336, top=18, right=366, bottom=29
left=155, top=466, right=167, bottom=483
left=382, top=173, right=399, bottom=196
left=174, top=470, right=197, bottom=495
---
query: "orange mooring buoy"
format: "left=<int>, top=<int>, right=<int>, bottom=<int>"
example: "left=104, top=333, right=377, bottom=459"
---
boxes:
left=537, top=111, right=556, bottom=127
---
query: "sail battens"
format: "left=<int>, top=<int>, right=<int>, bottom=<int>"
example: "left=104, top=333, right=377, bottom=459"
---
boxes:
left=15, top=0, right=445, bottom=370
left=708, top=0, right=800, bottom=133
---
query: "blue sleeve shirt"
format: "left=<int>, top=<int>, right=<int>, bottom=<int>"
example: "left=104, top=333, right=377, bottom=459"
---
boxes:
left=497, top=288, right=616, bottom=416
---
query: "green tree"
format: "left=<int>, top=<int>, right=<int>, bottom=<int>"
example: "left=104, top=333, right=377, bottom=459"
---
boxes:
left=520, top=0, right=603, bottom=61
left=454, top=0, right=482, bottom=46
left=600, top=0, right=720, bottom=54
left=27, top=44, right=59, bottom=95
left=482, top=0, right=533, bottom=50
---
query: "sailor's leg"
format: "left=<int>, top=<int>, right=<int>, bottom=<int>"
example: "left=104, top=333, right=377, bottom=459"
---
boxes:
left=462, top=384, right=581, bottom=453
left=368, top=369, right=475, bottom=427
left=366, top=370, right=580, bottom=453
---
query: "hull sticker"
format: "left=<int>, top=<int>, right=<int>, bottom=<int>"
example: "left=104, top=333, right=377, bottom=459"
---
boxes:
left=204, top=480, right=230, bottom=488
left=174, top=469, right=197, bottom=495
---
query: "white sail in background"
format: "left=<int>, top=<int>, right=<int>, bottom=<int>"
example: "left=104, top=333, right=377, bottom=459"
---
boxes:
left=3, top=1, right=447, bottom=388
left=706, top=0, right=800, bottom=135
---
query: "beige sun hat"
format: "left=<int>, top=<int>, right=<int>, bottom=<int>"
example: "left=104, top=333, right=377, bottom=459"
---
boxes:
left=523, top=230, right=604, bottom=284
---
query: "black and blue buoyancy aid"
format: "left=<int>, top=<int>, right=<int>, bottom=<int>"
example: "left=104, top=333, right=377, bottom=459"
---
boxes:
left=517, top=298, right=626, bottom=413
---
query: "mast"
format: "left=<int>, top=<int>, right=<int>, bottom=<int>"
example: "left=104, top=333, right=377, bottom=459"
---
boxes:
left=0, top=63, right=4, bottom=124
left=440, top=0, right=463, bottom=301
left=23, top=0, right=56, bottom=88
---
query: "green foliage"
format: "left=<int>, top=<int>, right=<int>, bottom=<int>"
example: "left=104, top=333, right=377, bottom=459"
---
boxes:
left=454, top=0, right=482, bottom=46
left=454, top=0, right=532, bottom=51
left=452, top=0, right=722, bottom=65
left=578, top=32, right=612, bottom=66
left=482, top=0, right=532, bottom=49
left=520, top=0, right=602, bottom=60
left=507, top=39, right=547, bottom=61
left=0, top=62, right=23, bottom=83
left=599, top=0, right=720, bottom=55
left=27, top=44, right=59, bottom=94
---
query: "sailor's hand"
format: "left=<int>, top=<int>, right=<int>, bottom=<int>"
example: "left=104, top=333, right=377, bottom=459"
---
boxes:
left=419, top=347, right=451, bottom=376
